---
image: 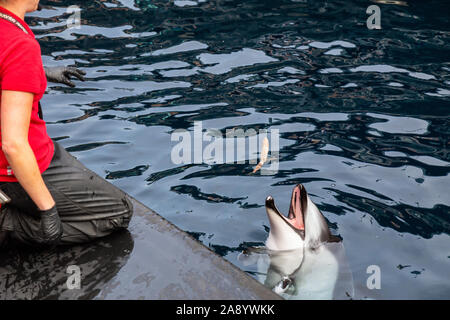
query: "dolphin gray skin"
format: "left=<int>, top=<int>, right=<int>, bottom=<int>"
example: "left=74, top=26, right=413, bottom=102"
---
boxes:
left=238, top=184, right=354, bottom=299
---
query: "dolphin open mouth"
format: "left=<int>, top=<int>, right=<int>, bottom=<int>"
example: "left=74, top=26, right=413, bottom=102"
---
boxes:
left=265, top=184, right=307, bottom=239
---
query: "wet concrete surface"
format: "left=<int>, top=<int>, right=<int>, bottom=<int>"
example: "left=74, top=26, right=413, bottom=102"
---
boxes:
left=0, top=196, right=280, bottom=300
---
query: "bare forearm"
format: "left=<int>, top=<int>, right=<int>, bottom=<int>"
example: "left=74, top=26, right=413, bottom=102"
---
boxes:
left=3, top=141, right=55, bottom=211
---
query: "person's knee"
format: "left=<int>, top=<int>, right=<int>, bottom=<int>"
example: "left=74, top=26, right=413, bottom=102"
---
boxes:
left=94, top=197, right=133, bottom=236
left=120, top=196, right=133, bottom=226
left=101, top=195, right=133, bottom=229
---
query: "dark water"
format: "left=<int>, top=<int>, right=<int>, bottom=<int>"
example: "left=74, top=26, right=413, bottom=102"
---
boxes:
left=16, top=0, right=450, bottom=299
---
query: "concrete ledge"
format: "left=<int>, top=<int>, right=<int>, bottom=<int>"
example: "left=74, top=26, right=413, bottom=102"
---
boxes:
left=0, top=195, right=280, bottom=300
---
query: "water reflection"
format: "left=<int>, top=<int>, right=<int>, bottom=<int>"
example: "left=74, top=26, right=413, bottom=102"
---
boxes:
left=0, top=230, right=134, bottom=299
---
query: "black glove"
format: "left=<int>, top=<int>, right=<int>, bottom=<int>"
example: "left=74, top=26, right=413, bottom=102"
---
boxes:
left=39, top=205, right=63, bottom=245
left=44, top=66, right=86, bottom=87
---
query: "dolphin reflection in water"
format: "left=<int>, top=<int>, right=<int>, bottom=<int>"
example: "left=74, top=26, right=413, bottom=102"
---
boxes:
left=239, top=184, right=354, bottom=300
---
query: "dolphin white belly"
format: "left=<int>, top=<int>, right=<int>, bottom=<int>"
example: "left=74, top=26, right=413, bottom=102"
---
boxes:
left=290, top=242, right=354, bottom=300
left=238, top=242, right=354, bottom=300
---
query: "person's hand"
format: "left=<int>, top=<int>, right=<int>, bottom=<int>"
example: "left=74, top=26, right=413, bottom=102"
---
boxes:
left=44, top=66, right=86, bottom=87
left=39, top=205, right=63, bottom=245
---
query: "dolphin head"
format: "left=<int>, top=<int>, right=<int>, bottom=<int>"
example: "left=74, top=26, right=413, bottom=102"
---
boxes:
left=265, top=184, right=336, bottom=251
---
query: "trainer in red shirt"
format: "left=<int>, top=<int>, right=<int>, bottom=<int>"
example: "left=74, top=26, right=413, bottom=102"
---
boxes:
left=0, top=2, right=87, bottom=247
left=0, top=5, right=54, bottom=182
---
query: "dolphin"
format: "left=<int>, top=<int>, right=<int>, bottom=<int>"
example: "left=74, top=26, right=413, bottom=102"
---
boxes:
left=265, top=184, right=341, bottom=251
left=238, top=184, right=354, bottom=299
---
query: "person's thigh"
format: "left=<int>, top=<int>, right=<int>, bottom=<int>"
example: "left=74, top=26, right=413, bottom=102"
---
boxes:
left=43, top=141, right=133, bottom=222
left=42, top=142, right=133, bottom=243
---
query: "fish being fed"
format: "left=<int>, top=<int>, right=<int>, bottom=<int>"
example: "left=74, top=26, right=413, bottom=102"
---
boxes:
left=252, top=137, right=269, bottom=174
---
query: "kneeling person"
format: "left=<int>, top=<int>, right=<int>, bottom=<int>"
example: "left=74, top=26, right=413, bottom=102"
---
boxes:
left=0, top=2, right=132, bottom=247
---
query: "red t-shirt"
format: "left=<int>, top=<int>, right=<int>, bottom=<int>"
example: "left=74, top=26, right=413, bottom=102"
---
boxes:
left=0, top=6, right=54, bottom=182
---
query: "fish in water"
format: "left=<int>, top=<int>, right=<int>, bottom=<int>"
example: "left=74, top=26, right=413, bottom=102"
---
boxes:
left=238, top=184, right=354, bottom=299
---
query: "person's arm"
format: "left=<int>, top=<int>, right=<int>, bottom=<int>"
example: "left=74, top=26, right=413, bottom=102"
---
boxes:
left=1, top=90, right=55, bottom=210
left=1, top=90, right=62, bottom=244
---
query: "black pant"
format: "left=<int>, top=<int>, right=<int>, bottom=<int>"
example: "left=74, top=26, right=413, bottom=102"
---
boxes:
left=0, top=141, right=133, bottom=247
